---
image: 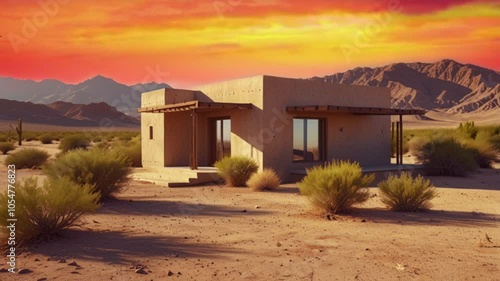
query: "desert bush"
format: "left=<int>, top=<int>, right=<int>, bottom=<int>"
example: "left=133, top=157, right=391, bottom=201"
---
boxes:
left=0, top=135, right=7, bottom=142
left=489, top=135, right=500, bottom=152
left=124, top=141, right=141, bottom=167
left=215, top=156, right=259, bottom=187
left=5, top=148, right=49, bottom=169
left=0, top=142, right=15, bottom=154
left=247, top=169, right=281, bottom=191
left=378, top=172, right=437, bottom=212
left=464, top=141, right=497, bottom=168
left=412, top=137, right=477, bottom=176
left=0, top=177, right=99, bottom=246
left=113, top=141, right=142, bottom=167
left=59, top=134, right=90, bottom=152
left=38, top=133, right=53, bottom=144
left=44, top=148, right=131, bottom=200
left=23, top=131, right=39, bottom=142
left=298, top=160, right=374, bottom=214
left=91, top=136, right=103, bottom=143
left=458, top=121, right=478, bottom=139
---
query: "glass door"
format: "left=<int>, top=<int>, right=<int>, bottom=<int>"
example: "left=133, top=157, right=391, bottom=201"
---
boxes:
left=212, top=118, right=231, bottom=164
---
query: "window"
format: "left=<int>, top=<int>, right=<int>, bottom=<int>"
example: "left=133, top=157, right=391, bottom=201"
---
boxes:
left=149, top=126, right=153, bottom=140
left=293, top=118, right=325, bottom=162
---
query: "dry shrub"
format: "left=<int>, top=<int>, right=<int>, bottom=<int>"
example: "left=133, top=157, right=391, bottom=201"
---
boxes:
left=5, top=148, right=49, bottom=169
left=247, top=169, right=281, bottom=191
left=215, top=156, right=259, bottom=187
left=59, top=134, right=90, bottom=152
left=463, top=140, right=498, bottom=168
left=298, top=160, right=374, bottom=214
left=378, top=172, right=437, bottom=212
left=0, top=142, right=15, bottom=154
left=44, top=149, right=131, bottom=200
left=411, top=137, right=477, bottom=176
left=114, top=140, right=141, bottom=167
left=38, top=133, right=53, bottom=144
left=0, top=177, right=100, bottom=246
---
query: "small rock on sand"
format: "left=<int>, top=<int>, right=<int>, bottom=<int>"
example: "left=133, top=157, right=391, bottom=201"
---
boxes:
left=68, top=261, right=79, bottom=266
left=135, top=268, right=147, bottom=274
left=17, top=268, right=33, bottom=274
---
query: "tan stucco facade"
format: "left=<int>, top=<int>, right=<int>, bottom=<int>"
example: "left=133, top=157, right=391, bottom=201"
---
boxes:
left=141, top=75, right=392, bottom=182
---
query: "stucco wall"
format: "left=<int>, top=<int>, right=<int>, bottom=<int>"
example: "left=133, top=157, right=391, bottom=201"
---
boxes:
left=141, top=75, right=392, bottom=181
left=261, top=76, right=391, bottom=181
left=141, top=89, right=166, bottom=167
left=195, top=76, right=265, bottom=168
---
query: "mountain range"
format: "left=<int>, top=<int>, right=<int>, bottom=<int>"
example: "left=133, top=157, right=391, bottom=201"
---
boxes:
left=0, top=59, right=498, bottom=127
left=0, top=75, right=170, bottom=117
left=311, top=59, right=500, bottom=115
left=0, top=99, right=139, bottom=127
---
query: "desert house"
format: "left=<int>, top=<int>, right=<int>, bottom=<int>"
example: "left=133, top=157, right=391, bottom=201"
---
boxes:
left=137, top=75, right=425, bottom=186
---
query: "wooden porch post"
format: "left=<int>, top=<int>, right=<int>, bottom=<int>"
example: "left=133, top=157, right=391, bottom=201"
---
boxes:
left=191, top=110, right=198, bottom=170
left=399, top=114, right=403, bottom=165
left=395, top=121, right=400, bottom=165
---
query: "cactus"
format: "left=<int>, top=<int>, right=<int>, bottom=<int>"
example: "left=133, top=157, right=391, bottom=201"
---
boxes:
left=15, top=118, right=23, bottom=146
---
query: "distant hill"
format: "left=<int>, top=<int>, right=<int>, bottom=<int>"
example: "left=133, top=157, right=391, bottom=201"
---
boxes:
left=0, top=99, right=139, bottom=127
left=0, top=75, right=170, bottom=117
left=311, top=59, right=500, bottom=115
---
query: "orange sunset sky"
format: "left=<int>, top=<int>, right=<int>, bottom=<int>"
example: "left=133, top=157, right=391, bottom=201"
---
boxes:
left=1, top=0, right=499, bottom=88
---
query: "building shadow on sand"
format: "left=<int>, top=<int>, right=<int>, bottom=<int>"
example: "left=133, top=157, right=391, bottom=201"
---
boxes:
left=99, top=198, right=274, bottom=217
left=351, top=208, right=499, bottom=227
left=32, top=229, right=241, bottom=265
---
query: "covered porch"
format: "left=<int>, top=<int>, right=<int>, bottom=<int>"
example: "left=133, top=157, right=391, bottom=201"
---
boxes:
left=138, top=100, right=252, bottom=170
left=285, top=105, right=426, bottom=165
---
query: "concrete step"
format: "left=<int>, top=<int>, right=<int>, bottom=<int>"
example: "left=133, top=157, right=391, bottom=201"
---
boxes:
left=132, top=167, right=221, bottom=187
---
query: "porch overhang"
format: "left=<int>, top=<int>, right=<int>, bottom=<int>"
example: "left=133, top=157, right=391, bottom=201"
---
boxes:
left=138, top=100, right=253, bottom=113
left=286, top=105, right=426, bottom=166
left=285, top=105, right=426, bottom=115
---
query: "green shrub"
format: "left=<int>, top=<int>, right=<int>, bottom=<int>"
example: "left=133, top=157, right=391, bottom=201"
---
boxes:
left=0, top=177, right=100, bottom=246
left=215, top=156, right=259, bottom=187
left=378, top=172, right=437, bottom=212
left=122, top=141, right=141, bottom=167
left=488, top=135, right=500, bottom=152
left=5, top=148, right=49, bottom=169
left=59, top=134, right=90, bottom=152
left=38, top=133, right=53, bottom=144
left=298, top=160, right=374, bottom=214
left=23, top=131, right=39, bottom=142
left=465, top=142, right=497, bottom=168
left=247, top=169, right=281, bottom=191
left=412, top=137, right=477, bottom=176
left=458, top=121, right=478, bottom=139
left=113, top=141, right=142, bottom=167
left=0, top=142, right=15, bottom=154
left=44, top=149, right=131, bottom=200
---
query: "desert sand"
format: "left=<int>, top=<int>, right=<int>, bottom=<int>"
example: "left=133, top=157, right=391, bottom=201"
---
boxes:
left=0, top=142, right=498, bottom=281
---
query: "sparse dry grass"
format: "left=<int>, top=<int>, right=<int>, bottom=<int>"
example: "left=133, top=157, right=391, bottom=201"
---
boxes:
left=247, top=169, right=281, bottom=191
left=298, top=160, right=374, bottom=214
left=378, top=172, right=437, bottom=212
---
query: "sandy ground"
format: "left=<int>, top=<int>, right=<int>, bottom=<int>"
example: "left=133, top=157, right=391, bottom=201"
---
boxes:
left=0, top=143, right=498, bottom=281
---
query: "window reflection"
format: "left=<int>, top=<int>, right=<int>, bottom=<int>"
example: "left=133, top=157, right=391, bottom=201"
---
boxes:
left=293, top=118, right=324, bottom=162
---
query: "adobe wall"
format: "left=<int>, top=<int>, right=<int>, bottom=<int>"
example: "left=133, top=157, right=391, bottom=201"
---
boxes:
left=261, top=76, right=392, bottom=181
left=141, top=89, right=166, bottom=167
left=195, top=76, right=265, bottom=169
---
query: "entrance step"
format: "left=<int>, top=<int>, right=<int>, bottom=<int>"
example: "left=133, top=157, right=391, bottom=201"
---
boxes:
left=132, top=167, right=221, bottom=187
